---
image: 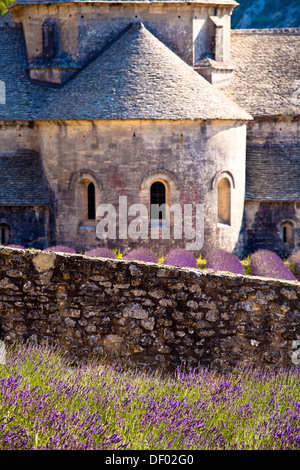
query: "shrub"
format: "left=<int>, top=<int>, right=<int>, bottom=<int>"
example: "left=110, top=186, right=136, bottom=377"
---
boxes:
left=44, top=245, right=76, bottom=254
left=206, top=249, right=245, bottom=275
left=250, top=249, right=297, bottom=281
left=163, top=248, right=198, bottom=269
left=288, top=251, right=300, bottom=280
left=85, top=247, right=117, bottom=259
left=123, top=247, right=158, bottom=263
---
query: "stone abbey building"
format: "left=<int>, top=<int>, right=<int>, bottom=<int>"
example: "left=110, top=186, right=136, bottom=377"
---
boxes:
left=0, top=0, right=299, bottom=258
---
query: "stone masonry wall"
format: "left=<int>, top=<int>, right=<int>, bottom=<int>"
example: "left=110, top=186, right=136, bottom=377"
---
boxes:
left=0, top=246, right=300, bottom=373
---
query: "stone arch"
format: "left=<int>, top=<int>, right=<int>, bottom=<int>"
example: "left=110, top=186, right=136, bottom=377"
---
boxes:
left=280, top=220, right=295, bottom=245
left=68, top=169, right=103, bottom=223
left=140, top=169, right=179, bottom=192
left=140, top=169, right=180, bottom=229
left=211, top=170, right=235, bottom=190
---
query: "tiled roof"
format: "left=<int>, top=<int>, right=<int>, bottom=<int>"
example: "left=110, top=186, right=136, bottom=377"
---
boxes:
left=223, top=29, right=300, bottom=117
left=0, top=21, right=251, bottom=121
left=0, top=155, right=49, bottom=205
left=246, top=144, right=300, bottom=201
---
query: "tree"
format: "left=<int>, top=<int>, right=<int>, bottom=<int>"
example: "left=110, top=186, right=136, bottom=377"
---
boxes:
left=0, top=0, right=15, bottom=17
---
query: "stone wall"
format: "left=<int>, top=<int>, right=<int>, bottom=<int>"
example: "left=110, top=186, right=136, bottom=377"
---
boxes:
left=0, top=246, right=299, bottom=373
left=36, top=119, right=247, bottom=256
left=11, top=1, right=234, bottom=67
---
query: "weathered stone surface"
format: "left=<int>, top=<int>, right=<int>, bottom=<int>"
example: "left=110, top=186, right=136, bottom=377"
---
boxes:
left=0, top=246, right=299, bottom=373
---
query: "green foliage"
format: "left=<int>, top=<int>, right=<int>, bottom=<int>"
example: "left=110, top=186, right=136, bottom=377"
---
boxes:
left=1, top=343, right=300, bottom=450
left=0, top=0, right=14, bottom=17
left=231, top=0, right=300, bottom=28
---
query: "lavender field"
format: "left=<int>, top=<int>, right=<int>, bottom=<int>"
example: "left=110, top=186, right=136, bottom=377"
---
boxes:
left=1, top=343, right=300, bottom=450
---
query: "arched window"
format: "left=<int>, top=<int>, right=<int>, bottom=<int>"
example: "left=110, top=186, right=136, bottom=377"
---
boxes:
left=87, top=182, right=96, bottom=220
left=281, top=221, right=294, bottom=244
left=150, top=181, right=166, bottom=221
left=218, top=177, right=231, bottom=225
left=0, top=224, right=10, bottom=245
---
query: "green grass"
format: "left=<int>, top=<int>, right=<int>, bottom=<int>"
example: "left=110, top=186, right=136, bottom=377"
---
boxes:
left=1, top=343, right=300, bottom=450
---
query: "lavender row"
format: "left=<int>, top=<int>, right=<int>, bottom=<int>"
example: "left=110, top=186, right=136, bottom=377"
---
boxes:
left=1, top=344, right=300, bottom=450
left=4, top=244, right=300, bottom=281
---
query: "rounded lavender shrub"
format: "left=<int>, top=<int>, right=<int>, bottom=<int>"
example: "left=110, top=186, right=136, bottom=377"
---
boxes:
left=85, top=247, right=117, bottom=259
left=206, top=249, right=245, bottom=275
left=250, top=249, right=297, bottom=281
left=44, top=245, right=76, bottom=254
left=288, top=251, right=300, bottom=280
left=123, top=247, right=158, bottom=263
left=163, top=248, right=198, bottom=269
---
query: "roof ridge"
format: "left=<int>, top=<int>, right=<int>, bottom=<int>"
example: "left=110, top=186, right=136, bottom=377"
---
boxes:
left=232, top=28, right=300, bottom=36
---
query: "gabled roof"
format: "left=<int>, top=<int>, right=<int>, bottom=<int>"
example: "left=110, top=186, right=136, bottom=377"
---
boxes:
left=246, top=144, right=300, bottom=202
left=222, top=29, right=300, bottom=117
left=0, top=155, right=49, bottom=205
left=0, top=21, right=251, bottom=122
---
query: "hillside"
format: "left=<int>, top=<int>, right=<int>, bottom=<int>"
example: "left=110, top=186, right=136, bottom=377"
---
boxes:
left=231, top=0, right=300, bottom=29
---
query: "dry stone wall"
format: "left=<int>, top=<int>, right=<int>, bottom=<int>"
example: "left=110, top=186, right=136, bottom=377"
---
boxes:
left=0, top=246, right=300, bottom=373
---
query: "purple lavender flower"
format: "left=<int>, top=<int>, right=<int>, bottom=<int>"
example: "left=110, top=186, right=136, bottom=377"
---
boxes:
left=123, top=248, right=158, bottom=263
left=288, top=251, right=300, bottom=280
left=85, top=248, right=117, bottom=259
left=44, top=245, right=76, bottom=254
left=206, top=249, right=245, bottom=275
left=250, top=249, right=297, bottom=281
left=2, top=344, right=300, bottom=450
left=163, top=248, right=198, bottom=269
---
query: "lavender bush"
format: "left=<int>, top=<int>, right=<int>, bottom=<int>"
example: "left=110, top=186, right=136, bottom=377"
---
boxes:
left=250, top=249, right=297, bottom=281
left=123, top=248, right=158, bottom=263
left=288, top=251, right=300, bottom=280
left=206, top=249, right=245, bottom=275
left=85, top=248, right=117, bottom=259
left=163, top=248, right=198, bottom=269
left=44, top=245, right=76, bottom=254
left=1, top=343, right=300, bottom=450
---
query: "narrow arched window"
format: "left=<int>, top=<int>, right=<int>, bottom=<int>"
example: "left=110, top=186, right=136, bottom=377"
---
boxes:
left=150, top=181, right=166, bottom=221
left=218, top=178, right=231, bottom=225
left=42, top=20, right=58, bottom=59
left=87, top=182, right=96, bottom=220
left=0, top=224, right=10, bottom=245
left=281, top=221, right=294, bottom=244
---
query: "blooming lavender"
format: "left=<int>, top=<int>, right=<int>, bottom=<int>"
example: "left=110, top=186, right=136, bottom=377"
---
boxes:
left=85, top=247, right=117, bottom=259
left=43, top=245, right=76, bottom=254
left=1, top=343, right=300, bottom=450
left=288, top=251, right=300, bottom=280
left=163, top=248, right=198, bottom=269
left=206, top=249, right=245, bottom=275
left=123, top=248, right=158, bottom=263
left=250, top=249, right=297, bottom=281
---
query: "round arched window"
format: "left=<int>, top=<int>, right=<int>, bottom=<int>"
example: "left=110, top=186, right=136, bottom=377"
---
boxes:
left=0, top=224, right=10, bottom=245
left=87, top=182, right=96, bottom=220
left=150, top=181, right=166, bottom=221
left=218, top=178, right=231, bottom=225
left=281, top=221, right=294, bottom=244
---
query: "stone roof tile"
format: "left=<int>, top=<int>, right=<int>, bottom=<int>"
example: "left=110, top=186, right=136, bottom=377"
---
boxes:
left=0, top=155, right=49, bottom=205
left=222, top=29, right=300, bottom=117
left=246, top=144, right=300, bottom=201
left=0, top=21, right=252, bottom=121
